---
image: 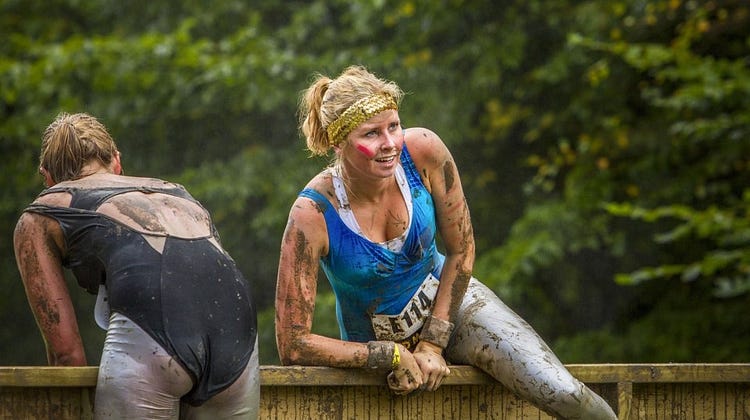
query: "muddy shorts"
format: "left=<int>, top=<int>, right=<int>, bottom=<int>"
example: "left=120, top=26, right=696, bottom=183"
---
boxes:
left=94, top=312, right=260, bottom=419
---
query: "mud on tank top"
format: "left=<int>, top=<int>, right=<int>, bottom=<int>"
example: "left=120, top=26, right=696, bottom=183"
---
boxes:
left=299, top=142, right=446, bottom=343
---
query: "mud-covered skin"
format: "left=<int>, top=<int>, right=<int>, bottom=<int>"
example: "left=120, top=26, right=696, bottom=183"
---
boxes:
left=446, top=280, right=617, bottom=419
left=13, top=208, right=86, bottom=366
left=276, top=126, right=465, bottom=396
left=276, top=196, right=385, bottom=370
left=409, top=128, right=474, bottom=324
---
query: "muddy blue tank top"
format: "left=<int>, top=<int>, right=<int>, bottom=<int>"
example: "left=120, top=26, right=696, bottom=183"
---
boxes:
left=299, top=142, right=446, bottom=342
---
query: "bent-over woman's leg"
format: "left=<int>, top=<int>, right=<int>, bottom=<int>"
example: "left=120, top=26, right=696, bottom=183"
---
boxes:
left=180, top=336, right=260, bottom=420
left=444, top=279, right=617, bottom=420
left=95, top=312, right=193, bottom=419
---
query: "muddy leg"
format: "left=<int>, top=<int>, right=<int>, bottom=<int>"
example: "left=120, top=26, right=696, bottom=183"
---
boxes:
left=444, top=279, right=617, bottom=420
left=95, top=312, right=193, bottom=419
left=180, top=337, right=260, bottom=420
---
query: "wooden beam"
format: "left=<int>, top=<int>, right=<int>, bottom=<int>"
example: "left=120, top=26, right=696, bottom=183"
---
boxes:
left=1, top=364, right=748, bottom=388
left=0, top=367, right=97, bottom=387
left=566, top=363, right=750, bottom=383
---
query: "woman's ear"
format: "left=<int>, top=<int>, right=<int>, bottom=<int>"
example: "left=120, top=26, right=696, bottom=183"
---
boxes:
left=112, top=151, right=123, bottom=175
left=39, top=167, right=55, bottom=187
left=333, top=141, right=347, bottom=156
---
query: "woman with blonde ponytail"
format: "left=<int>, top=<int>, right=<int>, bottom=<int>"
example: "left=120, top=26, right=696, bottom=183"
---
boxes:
left=15, top=112, right=259, bottom=419
left=275, top=66, right=616, bottom=419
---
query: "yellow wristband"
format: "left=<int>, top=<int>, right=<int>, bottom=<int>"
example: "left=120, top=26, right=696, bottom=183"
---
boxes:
left=391, top=344, right=401, bottom=370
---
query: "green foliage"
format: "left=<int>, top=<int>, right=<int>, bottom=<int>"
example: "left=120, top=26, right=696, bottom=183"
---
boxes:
left=555, top=281, right=750, bottom=362
left=605, top=200, right=750, bottom=298
left=1, top=0, right=748, bottom=367
left=474, top=0, right=750, bottom=362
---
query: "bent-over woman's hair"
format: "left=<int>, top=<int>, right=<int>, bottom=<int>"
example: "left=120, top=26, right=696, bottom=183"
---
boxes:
left=299, top=65, right=404, bottom=156
left=40, top=112, right=119, bottom=183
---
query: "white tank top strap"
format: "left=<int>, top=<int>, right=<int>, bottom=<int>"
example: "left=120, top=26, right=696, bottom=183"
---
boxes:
left=331, top=164, right=413, bottom=252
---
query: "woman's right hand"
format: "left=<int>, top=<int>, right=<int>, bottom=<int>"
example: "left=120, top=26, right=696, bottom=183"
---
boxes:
left=386, top=344, right=424, bottom=395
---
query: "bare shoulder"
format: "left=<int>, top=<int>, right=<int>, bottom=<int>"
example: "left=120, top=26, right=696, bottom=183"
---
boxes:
left=13, top=207, right=63, bottom=252
left=33, top=192, right=72, bottom=207
left=404, top=127, right=444, bottom=148
left=404, top=127, right=450, bottom=166
left=403, top=127, right=453, bottom=188
left=298, top=170, right=337, bottom=210
left=281, top=170, right=333, bottom=255
left=287, top=170, right=334, bottom=226
left=14, top=211, right=38, bottom=240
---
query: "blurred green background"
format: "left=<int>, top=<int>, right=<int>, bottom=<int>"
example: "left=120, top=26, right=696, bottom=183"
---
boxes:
left=1, top=0, right=748, bottom=366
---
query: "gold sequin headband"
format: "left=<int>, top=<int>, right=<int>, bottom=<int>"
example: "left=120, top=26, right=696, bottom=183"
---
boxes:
left=326, top=93, right=398, bottom=146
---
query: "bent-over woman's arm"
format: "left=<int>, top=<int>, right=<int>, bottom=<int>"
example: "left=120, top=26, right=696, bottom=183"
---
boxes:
left=13, top=212, right=87, bottom=366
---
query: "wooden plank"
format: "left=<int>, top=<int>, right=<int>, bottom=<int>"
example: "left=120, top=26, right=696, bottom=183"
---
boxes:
left=0, top=364, right=746, bottom=419
left=617, top=381, right=632, bottom=420
left=626, top=382, right=750, bottom=420
left=258, top=364, right=750, bottom=387
left=0, top=366, right=98, bottom=387
left=258, top=365, right=498, bottom=386
left=567, top=363, right=750, bottom=383
left=0, top=387, right=94, bottom=420
left=2, top=364, right=749, bottom=388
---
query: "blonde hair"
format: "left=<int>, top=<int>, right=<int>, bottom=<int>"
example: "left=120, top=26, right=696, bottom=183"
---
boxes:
left=40, top=112, right=119, bottom=183
left=299, top=65, right=404, bottom=156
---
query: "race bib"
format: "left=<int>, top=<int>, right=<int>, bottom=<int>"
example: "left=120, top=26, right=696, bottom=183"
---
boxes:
left=371, top=274, right=439, bottom=341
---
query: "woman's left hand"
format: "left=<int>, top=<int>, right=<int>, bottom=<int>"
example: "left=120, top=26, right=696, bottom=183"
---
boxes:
left=412, top=341, right=450, bottom=391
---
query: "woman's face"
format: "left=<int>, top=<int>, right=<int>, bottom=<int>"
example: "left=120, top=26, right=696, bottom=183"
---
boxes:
left=340, top=109, right=404, bottom=180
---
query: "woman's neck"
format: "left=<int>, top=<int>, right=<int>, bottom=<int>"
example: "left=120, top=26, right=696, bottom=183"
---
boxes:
left=76, top=162, right=112, bottom=179
left=337, top=164, right=395, bottom=205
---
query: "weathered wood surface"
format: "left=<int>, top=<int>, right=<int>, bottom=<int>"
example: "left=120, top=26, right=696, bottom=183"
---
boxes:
left=1, top=364, right=748, bottom=419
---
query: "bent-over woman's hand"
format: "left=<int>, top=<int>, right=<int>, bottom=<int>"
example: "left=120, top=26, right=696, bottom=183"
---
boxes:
left=412, top=340, right=450, bottom=391
left=387, top=344, right=423, bottom=395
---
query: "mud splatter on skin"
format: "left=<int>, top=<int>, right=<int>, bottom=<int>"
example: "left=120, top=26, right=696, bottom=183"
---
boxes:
left=291, top=229, right=315, bottom=284
left=14, top=215, right=66, bottom=348
left=386, top=209, right=408, bottom=233
left=442, top=160, right=455, bottom=192
left=277, top=218, right=320, bottom=365
left=439, top=194, right=475, bottom=320
left=111, top=198, right=164, bottom=232
left=403, top=370, right=420, bottom=386
left=448, top=269, right=472, bottom=321
left=108, top=194, right=212, bottom=235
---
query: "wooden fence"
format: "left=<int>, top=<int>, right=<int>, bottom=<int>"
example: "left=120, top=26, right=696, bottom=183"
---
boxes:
left=1, top=364, right=749, bottom=419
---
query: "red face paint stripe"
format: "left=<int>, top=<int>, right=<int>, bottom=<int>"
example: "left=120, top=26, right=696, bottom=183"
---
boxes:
left=356, top=144, right=376, bottom=158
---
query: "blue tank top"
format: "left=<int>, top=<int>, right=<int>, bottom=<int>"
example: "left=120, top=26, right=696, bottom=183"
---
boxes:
left=299, top=142, right=446, bottom=342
